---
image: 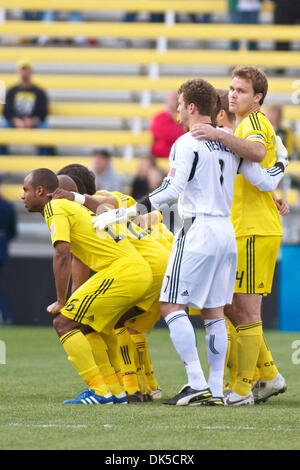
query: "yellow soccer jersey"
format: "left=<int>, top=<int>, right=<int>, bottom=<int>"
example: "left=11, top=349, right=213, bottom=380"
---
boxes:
left=44, top=198, right=143, bottom=272
left=230, top=111, right=283, bottom=237
left=102, top=192, right=174, bottom=249
left=94, top=191, right=169, bottom=273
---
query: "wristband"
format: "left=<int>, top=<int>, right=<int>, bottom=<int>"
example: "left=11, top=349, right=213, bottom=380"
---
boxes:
left=72, top=192, right=86, bottom=205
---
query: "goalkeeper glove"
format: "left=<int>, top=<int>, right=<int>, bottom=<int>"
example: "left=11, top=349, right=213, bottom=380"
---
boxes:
left=92, top=204, right=138, bottom=231
left=276, top=135, right=288, bottom=168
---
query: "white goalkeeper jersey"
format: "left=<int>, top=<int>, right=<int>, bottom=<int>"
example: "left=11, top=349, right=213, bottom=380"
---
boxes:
left=149, top=129, right=284, bottom=219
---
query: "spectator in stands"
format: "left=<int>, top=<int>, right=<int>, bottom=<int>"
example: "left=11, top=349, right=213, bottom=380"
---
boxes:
left=265, top=103, right=296, bottom=159
left=272, top=0, right=300, bottom=51
left=147, top=165, right=166, bottom=192
left=89, top=148, right=125, bottom=192
left=149, top=91, right=185, bottom=158
left=131, top=155, right=166, bottom=200
left=0, top=57, right=54, bottom=156
left=123, top=12, right=164, bottom=23
left=131, top=156, right=154, bottom=200
left=22, top=10, right=87, bottom=46
left=0, top=174, right=17, bottom=324
left=228, top=0, right=262, bottom=51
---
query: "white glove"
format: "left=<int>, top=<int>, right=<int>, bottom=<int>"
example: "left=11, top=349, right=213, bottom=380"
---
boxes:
left=276, top=135, right=288, bottom=168
left=92, top=205, right=138, bottom=231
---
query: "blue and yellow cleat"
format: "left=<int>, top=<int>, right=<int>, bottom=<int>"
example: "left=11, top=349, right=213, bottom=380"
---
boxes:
left=63, top=389, right=114, bottom=405
left=112, top=392, right=128, bottom=404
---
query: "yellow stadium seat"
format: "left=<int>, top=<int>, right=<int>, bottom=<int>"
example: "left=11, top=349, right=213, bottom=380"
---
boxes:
left=0, top=129, right=152, bottom=146
left=0, top=48, right=299, bottom=68
left=0, top=75, right=296, bottom=95
left=1, top=22, right=296, bottom=41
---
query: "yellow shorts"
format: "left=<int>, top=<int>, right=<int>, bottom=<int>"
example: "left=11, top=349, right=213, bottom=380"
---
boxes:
left=234, top=235, right=281, bottom=295
left=135, top=245, right=170, bottom=313
left=61, top=257, right=152, bottom=333
left=188, top=308, right=201, bottom=316
left=125, top=298, right=161, bottom=334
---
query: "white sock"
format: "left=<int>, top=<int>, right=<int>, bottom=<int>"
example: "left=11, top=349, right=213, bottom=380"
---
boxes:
left=204, top=318, right=228, bottom=398
left=165, top=310, right=208, bottom=390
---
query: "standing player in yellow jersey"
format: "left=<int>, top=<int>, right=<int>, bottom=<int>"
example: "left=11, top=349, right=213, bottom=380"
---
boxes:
left=22, top=168, right=153, bottom=405
left=191, top=66, right=287, bottom=405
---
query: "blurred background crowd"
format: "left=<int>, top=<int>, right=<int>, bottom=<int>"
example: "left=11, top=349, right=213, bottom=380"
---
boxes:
left=0, top=1, right=300, bottom=327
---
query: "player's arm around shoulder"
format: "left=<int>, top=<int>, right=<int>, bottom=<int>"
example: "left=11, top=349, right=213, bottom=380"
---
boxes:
left=190, top=119, right=266, bottom=163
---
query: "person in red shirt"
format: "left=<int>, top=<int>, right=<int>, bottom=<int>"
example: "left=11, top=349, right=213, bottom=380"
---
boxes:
left=150, top=91, right=185, bottom=158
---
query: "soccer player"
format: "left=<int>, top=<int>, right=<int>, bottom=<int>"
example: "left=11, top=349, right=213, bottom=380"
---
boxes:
left=51, top=179, right=169, bottom=402
left=92, top=78, right=287, bottom=406
left=190, top=66, right=288, bottom=405
left=22, top=168, right=153, bottom=405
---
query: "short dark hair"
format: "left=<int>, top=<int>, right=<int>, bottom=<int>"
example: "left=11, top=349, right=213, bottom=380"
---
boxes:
left=232, top=66, right=268, bottom=105
left=178, top=78, right=218, bottom=117
left=57, top=164, right=96, bottom=195
left=215, top=88, right=236, bottom=123
left=30, top=168, right=58, bottom=192
left=69, top=174, right=87, bottom=195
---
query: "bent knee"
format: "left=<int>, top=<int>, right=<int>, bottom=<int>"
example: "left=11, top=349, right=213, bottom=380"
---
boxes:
left=53, top=313, right=78, bottom=338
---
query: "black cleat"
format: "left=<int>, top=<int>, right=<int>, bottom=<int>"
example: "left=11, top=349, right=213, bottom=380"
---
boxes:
left=142, top=394, right=153, bottom=402
left=126, top=391, right=144, bottom=403
left=163, top=384, right=212, bottom=406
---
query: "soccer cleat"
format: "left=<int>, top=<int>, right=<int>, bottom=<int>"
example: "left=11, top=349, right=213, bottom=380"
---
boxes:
left=162, top=384, right=212, bottom=406
left=252, top=373, right=287, bottom=404
left=224, top=390, right=254, bottom=406
left=151, top=387, right=162, bottom=400
left=126, top=391, right=144, bottom=403
left=194, top=397, right=224, bottom=406
left=112, top=392, right=128, bottom=404
left=223, top=388, right=232, bottom=398
left=142, top=394, right=153, bottom=402
left=62, top=389, right=113, bottom=405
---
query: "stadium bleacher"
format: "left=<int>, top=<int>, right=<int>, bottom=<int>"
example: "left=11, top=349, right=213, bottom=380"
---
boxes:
left=0, top=0, right=300, bottom=217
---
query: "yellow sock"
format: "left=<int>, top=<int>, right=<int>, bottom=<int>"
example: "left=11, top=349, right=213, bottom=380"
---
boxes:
left=224, top=319, right=231, bottom=389
left=252, top=367, right=260, bottom=384
left=60, top=329, right=110, bottom=396
left=233, top=322, right=263, bottom=396
left=85, top=331, right=124, bottom=396
left=143, top=336, right=159, bottom=391
left=115, top=327, right=139, bottom=394
left=226, top=318, right=238, bottom=390
left=256, top=334, right=278, bottom=381
left=101, top=331, right=123, bottom=386
left=130, top=333, right=152, bottom=395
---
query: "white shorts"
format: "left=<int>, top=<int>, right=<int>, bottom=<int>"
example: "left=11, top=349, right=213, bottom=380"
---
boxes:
left=159, top=216, right=237, bottom=309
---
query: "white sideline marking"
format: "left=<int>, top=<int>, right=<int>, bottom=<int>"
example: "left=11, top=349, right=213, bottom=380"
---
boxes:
left=8, top=423, right=88, bottom=429
left=6, top=423, right=300, bottom=432
left=145, top=424, right=300, bottom=432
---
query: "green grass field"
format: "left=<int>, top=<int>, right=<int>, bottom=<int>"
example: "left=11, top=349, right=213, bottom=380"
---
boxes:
left=0, top=326, right=299, bottom=450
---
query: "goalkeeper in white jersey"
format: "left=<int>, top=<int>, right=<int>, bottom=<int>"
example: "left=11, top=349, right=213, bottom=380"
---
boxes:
left=92, top=79, right=287, bottom=406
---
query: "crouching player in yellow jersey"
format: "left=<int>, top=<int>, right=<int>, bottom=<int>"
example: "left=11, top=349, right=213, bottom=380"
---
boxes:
left=93, top=191, right=171, bottom=401
left=22, top=168, right=153, bottom=405
left=50, top=178, right=171, bottom=402
left=56, top=165, right=164, bottom=402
